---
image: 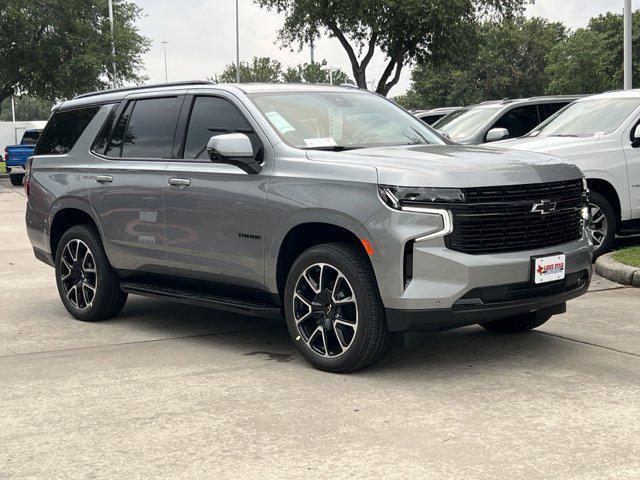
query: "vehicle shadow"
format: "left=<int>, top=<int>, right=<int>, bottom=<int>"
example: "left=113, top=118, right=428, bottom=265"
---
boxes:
left=112, top=295, right=573, bottom=376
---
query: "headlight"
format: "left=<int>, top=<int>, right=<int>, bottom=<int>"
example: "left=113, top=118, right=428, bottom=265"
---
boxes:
left=378, top=185, right=464, bottom=210
left=378, top=185, right=456, bottom=241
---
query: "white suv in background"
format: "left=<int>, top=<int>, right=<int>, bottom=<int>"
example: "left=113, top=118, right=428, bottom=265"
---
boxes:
left=496, top=90, right=640, bottom=257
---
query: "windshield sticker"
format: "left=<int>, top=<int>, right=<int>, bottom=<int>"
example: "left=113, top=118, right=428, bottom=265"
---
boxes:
left=265, top=111, right=296, bottom=134
left=304, top=137, right=337, bottom=148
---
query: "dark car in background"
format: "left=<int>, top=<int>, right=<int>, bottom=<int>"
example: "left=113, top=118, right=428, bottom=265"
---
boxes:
left=433, top=96, right=584, bottom=145
left=413, top=107, right=462, bottom=125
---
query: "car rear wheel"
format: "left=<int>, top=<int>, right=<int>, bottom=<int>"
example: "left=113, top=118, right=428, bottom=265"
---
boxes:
left=481, top=312, right=551, bottom=334
left=10, top=174, right=24, bottom=186
left=55, top=225, right=127, bottom=322
left=587, top=191, right=616, bottom=259
left=284, top=243, right=390, bottom=373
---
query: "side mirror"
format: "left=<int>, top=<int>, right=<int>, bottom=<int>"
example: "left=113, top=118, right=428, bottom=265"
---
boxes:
left=206, top=133, right=261, bottom=174
left=632, top=124, right=640, bottom=148
left=485, top=127, right=510, bottom=143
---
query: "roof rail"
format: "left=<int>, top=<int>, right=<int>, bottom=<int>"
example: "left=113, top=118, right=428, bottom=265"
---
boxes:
left=74, top=80, right=215, bottom=100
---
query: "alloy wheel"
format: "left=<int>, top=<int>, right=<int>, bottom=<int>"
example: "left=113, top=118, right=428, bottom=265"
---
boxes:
left=293, top=263, right=358, bottom=358
left=59, top=239, right=97, bottom=310
left=587, top=202, right=608, bottom=248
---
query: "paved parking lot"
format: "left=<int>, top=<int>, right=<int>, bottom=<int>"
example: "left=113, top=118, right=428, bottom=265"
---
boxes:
left=1, top=177, right=639, bottom=479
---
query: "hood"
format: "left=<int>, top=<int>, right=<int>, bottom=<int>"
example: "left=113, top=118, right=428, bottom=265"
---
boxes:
left=305, top=144, right=583, bottom=188
left=492, top=135, right=599, bottom=154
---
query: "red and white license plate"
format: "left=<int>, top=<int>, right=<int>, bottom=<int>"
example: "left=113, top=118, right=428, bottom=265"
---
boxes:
left=533, top=254, right=566, bottom=284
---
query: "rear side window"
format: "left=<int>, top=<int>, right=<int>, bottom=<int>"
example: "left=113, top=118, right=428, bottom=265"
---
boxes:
left=183, top=96, right=255, bottom=159
left=35, top=106, right=100, bottom=155
left=539, top=102, right=569, bottom=121
left=108, top=97, right=180, bottom=159
left=21, top=130, right=41, bottom=145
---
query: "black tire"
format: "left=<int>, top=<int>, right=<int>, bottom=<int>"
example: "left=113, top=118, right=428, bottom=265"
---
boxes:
left=284, top=242, right=390, bottom=373
left=55, top=224, right=127, bottom=322
left=481, top=312, right=551, bottom=334
left=588, top=191, right=616, bottom=259
left=10, top=174, right=23, bottom=186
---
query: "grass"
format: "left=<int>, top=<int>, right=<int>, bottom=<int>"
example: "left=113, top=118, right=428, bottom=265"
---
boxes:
left=613, top=247, right=640, bottom=268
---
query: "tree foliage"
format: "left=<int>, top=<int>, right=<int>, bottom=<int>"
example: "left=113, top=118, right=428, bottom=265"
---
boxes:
left=0, top=96, right=53, bottom=121
left=546, top=11, right=640, bottom=95
left=0, top=0, right=150, bottom=114
left=397, top=17, right=566, bottom=109
left=211, top=57, right=349, bottom=85
left=255, top=0, right=529, bottom=96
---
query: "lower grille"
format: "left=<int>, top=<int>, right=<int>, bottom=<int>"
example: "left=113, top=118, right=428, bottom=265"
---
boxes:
left=447, top=180, right=586, bottom=254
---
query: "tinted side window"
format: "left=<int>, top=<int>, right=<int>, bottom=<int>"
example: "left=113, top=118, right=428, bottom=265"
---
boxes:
left=117, top=97, right=180, bottom=159
left=21, top=130, right=41, bottom=145
left=539, top=102, right=569, bottom=121
left=106, top=102, right=134, bottom=157
left=184, top=96, right=254, bottom=159
left=35, top=106, right=100, bottom=155
left=91, top=103, right=120, bottom=154
left=492, top=105, right=541, bottom=139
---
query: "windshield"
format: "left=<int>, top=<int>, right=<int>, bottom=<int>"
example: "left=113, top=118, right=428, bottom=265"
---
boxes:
left=432, top=106, right=500, bottom=141
left=531, top=98, right=640, bottom=137
left=249, top=91, right=445, bottom=149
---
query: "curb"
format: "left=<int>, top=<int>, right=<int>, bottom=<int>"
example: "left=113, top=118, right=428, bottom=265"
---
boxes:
left=595, top=252, right=640, bottom=287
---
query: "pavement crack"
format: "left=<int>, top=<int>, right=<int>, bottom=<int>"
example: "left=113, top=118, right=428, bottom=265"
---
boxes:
left=536, top=331, right=640, bottom=358
left=0, top=325, right=283, bottom=360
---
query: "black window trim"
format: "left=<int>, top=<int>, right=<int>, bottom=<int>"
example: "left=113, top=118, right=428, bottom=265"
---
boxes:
left=169, top=93, right=264, bottom=164
left=91, top=94, right=186, bottom=162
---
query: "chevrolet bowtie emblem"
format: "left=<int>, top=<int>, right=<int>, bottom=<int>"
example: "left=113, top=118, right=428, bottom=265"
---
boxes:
left=531, top=199, right=557, bottom=215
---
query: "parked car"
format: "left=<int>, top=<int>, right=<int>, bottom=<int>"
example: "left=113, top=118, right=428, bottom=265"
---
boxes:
left=25, top=82, right=592, bottom=372
left=413, top=107, right=462, bottom=125
left=495, top=90, right=640, bottom=257
left=5, top=128, right=42, bottom=185
left=433, top=96, right=584, bottom=145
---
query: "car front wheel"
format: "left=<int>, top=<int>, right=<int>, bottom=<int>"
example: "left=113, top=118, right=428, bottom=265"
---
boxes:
left=284, top=243, right=390, bottom=373
left=587, top=191, right=616, bottom=259
left=9, top=174, right=24, bottom=186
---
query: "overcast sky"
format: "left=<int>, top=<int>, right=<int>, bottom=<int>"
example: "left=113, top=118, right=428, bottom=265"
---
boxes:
left=134, top=0, right=622, bottom=96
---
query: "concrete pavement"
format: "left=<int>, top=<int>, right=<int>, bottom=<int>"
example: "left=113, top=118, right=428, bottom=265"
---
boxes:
left=1, top=178, right=639, bottom=479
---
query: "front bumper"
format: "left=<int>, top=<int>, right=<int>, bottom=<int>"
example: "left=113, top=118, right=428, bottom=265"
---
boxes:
left=6, top=165, right=25, bottom=174
left=358, top=205, right=593, bottom=332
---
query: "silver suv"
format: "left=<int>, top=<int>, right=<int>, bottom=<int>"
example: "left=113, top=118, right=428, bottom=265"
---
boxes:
left=26, top=82, right=593, bottom=372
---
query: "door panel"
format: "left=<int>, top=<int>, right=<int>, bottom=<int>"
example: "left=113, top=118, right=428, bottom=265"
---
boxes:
left=163, top=94, right=270, bottom=289
left=164, top=163, right=269, bottom=288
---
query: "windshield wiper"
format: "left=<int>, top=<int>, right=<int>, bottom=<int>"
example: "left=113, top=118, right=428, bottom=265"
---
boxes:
left=303, top=145, right=362, bottom=151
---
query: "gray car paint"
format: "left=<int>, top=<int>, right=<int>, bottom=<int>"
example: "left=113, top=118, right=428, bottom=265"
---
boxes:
left=26, top=83, right=592, bottom=318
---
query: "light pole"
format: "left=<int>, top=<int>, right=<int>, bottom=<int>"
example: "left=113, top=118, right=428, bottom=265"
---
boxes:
left=161, top=41, right=169, bottom=83
left=624, top=0, right=632, bottom=90
left=321, top=65, right=339, bottom=85
left=108, top=0, right=117, bottom=89
left=235, top=0, right=241, bottom=83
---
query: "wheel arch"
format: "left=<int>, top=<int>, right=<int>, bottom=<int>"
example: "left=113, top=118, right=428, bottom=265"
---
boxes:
left=587, top=178, right=622, bottom=228
left=49, top=200, right=102, bottom=258
left=273, top=221, right=373, bottom=303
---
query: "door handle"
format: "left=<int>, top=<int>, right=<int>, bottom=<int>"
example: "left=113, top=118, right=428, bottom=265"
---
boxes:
left=95, top=175, right=114, bottom=184
left=168, top=178, right=191, bottom=187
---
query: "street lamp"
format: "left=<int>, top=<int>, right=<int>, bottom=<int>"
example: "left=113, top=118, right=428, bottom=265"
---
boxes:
left=235, top=0, right=240, bottom=83
left=624, top=0, right=632, bottom=89
left=161, top=41, right=169, bottom=83
left=108, top=0, right=117, bottom=89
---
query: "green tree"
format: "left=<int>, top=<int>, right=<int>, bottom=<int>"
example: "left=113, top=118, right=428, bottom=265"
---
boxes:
left=0, top=96, right=54, bottom=121
left=546, top=11, right=640, bottom=95
left=213, top=57, right=284, bottom=83
left=404, top=16, right=566, bottom=108
left=255, top=0, right=529, bottom=96
left=0, top=0, right=150, bottom=116
left=282, top=60, right=349, bottom=84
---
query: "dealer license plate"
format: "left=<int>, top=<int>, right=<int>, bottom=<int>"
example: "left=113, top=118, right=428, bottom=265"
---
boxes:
left=533, top=254, right=566, bottom=284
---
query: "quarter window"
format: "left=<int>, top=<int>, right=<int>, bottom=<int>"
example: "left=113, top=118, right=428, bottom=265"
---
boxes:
left=35, top=106, right=100, bottom=155
left=183, top=96, right=255, bottom=159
